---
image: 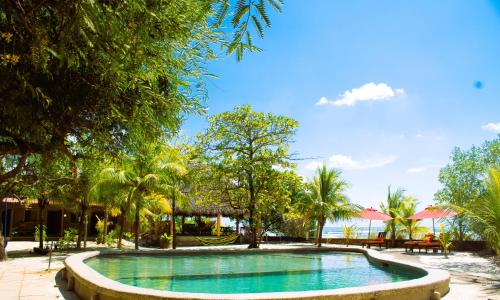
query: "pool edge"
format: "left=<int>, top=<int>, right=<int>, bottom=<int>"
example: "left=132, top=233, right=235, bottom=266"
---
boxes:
left=64, top=246, right=450, bottom=300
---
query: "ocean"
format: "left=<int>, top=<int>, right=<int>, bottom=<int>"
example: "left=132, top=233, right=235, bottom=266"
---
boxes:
left=321, top=226, right=386, bottom=238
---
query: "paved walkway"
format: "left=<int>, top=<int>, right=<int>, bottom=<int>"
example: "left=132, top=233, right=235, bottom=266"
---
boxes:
left=1, top=242, right=498, bottom=299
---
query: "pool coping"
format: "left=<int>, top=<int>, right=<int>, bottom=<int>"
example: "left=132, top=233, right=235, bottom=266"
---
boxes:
left=64, top=246, right=450, bottom=300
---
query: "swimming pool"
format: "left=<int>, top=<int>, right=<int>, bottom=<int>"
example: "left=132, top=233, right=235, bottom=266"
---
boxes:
left=65, top=248, right=450, bottom=300
left=85, top=251, right=423, bottom=294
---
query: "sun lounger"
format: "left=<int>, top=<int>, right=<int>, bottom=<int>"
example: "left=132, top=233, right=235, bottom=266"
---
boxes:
left=417, top=233, right=443, bottom=253
left=361, top=232, right=388, bottom=249
left=403, top=240, right=420, bottom=252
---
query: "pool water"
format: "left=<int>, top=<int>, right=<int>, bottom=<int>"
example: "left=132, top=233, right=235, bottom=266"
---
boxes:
left=85, top=251, right=423, bottom=294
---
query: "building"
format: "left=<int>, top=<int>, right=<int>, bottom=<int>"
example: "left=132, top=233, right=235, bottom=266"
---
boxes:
left=1, top=198, right=105, bottom=240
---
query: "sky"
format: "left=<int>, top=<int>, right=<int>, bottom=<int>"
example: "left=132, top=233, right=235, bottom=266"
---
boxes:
left=181, top=1, right=500, bottom=227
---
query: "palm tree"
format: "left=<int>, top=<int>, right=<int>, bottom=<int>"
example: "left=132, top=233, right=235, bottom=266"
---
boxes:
left=395, top=197, right=428, bottom=240
left=99, top=165, right=160, bottom=249
left=309, top=166, right=359, bottom=247
left=380, top=186, right=405, bottom=247
left=97, top=143, right=188, bottom=249
left=462, top=169, right=500, bottom=254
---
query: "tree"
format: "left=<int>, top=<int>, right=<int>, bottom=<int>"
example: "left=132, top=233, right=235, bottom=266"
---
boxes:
left=455, top=169, right=500, bottom=254
left=308, top=166, right=359, bottom=247
left=0, top=0, right=283, bottom=182
left=395, top=197, right=428, bottom=240
left=0, top=0, right=283, bottom=259
left=435, top=136, right=500, bottom=241
left=198, top=105, right=298, bottom=248
left=380, top=186, right=405, bottom=247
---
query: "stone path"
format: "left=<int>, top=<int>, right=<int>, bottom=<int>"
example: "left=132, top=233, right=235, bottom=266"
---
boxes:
left=1, top=241, right=499, bottom=299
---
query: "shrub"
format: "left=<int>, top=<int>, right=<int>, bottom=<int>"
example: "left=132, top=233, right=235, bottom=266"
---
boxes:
left=58, top=228, right=78, bottom=250
left=34, top=225, right=47, bottom=242
left=343, top=225, right=358, bottom=247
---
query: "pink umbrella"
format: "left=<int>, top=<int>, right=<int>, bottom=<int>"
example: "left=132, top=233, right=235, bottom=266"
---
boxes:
left=408, top=205, right=457, bottom=235
left=358, top=207, right=392, bottom=238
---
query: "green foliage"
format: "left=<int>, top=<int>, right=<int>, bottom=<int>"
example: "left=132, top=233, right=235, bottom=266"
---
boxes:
left=34, top=225, right=47, bottom=242
left=196, top=105, right=298, bottom=248
left=380, top=186, right=405, bottom=246
left=305, top=165, right=360, bottom=247
left=123, top=232, right=135, bottom=241
left=160, top=233, right=172, bottom=242
left=394, top=197, right=429, bottom=240
left=438, top=224, right=453, bottom=257
left=95, top=215, right=110, bottom=244
left=456, top=169, right=500, bottom=254
left=343, top=225, right=358, bottom=247
left=436, top=136, right=500, bottom=241
left=58, top=228, right=79, bottom=250
left=105, top=229, right=119, bottom=247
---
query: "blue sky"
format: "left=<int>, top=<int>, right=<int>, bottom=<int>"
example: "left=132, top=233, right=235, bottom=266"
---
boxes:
left=182, top=1, right=500, bottom=226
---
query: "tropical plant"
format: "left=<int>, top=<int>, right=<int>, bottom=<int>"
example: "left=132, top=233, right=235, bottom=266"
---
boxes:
left=343, top=225, right=358, bottom=247
left=34, top=225, right=47, bottom=243
left=58, top=228, right=78, bottom=250
left=380, top=186, right=405, bottom=247
left=395, top=197, right=429, bottom=240
left=459, top=169, right=500, bottom=254
left=435, top=136, right=500, bottom=241
left=438, top=224, right=453, bottom=257
left=197, top=105, right=298, bottom=248
left=308, top=166, right=360, bottom=247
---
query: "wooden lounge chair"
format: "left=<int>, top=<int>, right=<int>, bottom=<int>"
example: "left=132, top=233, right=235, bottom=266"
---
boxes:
left=362, top=232, right=388, bottom=249
left=403, top=240, right=420, bottom=252
left=417, top=233, right=443, bottom=253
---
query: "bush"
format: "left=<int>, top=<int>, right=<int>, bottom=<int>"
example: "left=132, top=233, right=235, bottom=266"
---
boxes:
left=34, top=225, right=47, bottom=242
left=95, top=215, right=110, bottom=244
left=124, top=232, right=135, bottom=241
left=105, top=229, right=119, bottom=247
left=343, top=225, right=358, bottom=247
left=58, top=228, right=78, bottom=250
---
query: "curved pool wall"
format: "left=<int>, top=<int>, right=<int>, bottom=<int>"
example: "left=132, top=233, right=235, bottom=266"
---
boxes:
left=64, top=247, right=450, bottom=300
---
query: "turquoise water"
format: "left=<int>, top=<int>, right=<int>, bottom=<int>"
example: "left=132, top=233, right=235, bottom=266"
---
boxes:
left=85, top=252, right=423, bottom=294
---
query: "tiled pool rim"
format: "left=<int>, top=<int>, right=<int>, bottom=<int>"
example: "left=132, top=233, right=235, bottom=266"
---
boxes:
left=63, top=247, right=450, bottom=300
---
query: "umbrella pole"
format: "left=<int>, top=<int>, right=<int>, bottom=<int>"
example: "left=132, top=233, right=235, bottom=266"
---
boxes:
left=368, top=219, right=372, bottom=239
left=432, top=218, right=435, bottom=236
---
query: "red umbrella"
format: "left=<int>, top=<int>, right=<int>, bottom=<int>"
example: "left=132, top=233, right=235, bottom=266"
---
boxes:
left=408, top=205, right=457, bottom=235
left=358, top=207, right=392, bottom=238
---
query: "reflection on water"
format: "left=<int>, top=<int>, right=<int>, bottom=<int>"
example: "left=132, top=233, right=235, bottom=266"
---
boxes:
left=86, top=252, right=422, bottom=294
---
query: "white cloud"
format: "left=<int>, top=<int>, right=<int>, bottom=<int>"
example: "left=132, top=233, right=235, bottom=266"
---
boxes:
left=416, top=133, right=424, bottom=138
left=407, top=166, right=427, bottom=173
left=328, top=154, right=399, bottom=170
left=481, top=122, right=500, bottom=132
left=304, top=160, right=323, bottom=170
left=316, top=82, right=404, bottom=106
left=406, top=163, right=442, bottom=174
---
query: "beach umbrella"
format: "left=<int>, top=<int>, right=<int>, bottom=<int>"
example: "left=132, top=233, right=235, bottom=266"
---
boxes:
left=408, top=205, right=457, bottom=235
left=358, top=207, right=392, bottom=238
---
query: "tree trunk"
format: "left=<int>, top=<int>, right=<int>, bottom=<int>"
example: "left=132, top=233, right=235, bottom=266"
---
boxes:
left=104, top=208, right=109, bottom=236
left=247, top=205, right=258, bottom=248
left=117, top=208, right=126, bottom=249
left=134, top=204, right=140, bottom=250
left=83, top=213, right=88, bottom=248
left=171, top=192, right=176, bottom=249
left=390, top=221, right=396, bottom=247
left=0, top=213, right=6, bottom=260
left=0, top=231, right=6, bottom=261
left=235, top=217, right=240, bottom=234
left=77, top=205, right=88, bottom=249
left=117, top=188, right=135, bottom=249
left=316, top=216, right=324, bottom=248
left=38, top=199, right=46, bottom=249
left=458, top=218, right=464, bottom=241
left=247, top=168, right=258, bottom=249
